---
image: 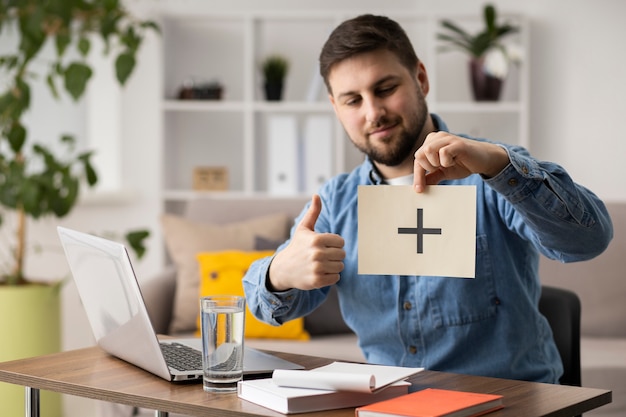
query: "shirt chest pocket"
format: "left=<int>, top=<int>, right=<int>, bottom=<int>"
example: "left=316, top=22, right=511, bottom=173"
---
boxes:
left=423, top=234, right=499, bottom=328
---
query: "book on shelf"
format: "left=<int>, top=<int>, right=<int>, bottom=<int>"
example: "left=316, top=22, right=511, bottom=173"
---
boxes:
left=237, top=362, right=423, bottom=414
left=355, top=388, right=504, bottom=417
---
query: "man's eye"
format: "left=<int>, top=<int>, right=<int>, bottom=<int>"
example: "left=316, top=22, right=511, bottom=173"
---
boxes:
left=378, top=85, right=397, bottom=96
left=345, top=97, right=361, bottom=106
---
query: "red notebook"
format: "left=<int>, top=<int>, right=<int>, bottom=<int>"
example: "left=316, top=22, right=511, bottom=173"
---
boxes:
left=355, top=388, right=504, bottom=417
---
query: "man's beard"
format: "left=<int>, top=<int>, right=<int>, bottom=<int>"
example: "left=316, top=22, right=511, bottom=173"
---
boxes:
left=356, top=92, right=429, bottom=167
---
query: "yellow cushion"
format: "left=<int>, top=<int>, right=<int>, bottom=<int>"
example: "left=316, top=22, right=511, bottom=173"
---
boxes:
left=196, top=250, right=310, bottom=340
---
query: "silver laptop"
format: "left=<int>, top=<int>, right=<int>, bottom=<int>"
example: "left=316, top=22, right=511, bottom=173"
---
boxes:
left=57, top=226, right=303, bottom=382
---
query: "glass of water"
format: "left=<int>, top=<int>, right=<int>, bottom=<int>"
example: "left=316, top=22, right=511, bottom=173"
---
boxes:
left=200, top=295, right=246, bottom=392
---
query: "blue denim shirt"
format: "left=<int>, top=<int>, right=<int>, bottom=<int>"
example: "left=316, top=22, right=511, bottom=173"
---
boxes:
left=243, top=114, right=613, bottom=383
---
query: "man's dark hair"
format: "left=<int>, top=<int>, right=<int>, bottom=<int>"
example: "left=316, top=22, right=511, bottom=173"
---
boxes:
left=319, top=14, right=419, bottom=94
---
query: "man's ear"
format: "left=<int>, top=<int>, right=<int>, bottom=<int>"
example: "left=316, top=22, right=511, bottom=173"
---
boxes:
left=416, top=61, right=430, bottom=96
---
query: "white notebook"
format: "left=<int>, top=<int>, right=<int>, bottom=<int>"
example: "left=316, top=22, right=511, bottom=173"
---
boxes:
left=272, top=361, right=423, bottom=393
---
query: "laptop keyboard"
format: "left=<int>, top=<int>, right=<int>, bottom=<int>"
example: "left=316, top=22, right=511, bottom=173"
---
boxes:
left=160, top=342, right=203, bottom=372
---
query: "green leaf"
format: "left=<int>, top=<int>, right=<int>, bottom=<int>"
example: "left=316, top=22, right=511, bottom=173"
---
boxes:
left=46, top=73, right=60, bottom=99
left=440, top=20, right=472, bottom=41
left=496, top=25, right=519, bottom=38
left=104, top=0, right=120, bottom=10
left=15, top=77, right=31, bottom=115
left=0, top=91, right=12, bottom=115
left=18, top=7, right=46, bottom=61
left=0, top=93, right=14, bottom=123
left=121, top=26, right=141, bottom=52
left=115, top=52, right=135, bottom=85
left=77, top=151, right=98, bottom=186
left=64, top=62, right=93, bottom=100
left=61, top=134, right=76, bottom=146
left=7, top=123, right=26, bottom=153
left=0, top=78, right=30, bottom=126
left=484, top=4, right=497, bottom=34
left=51, top=174, right=79, bottom=217
left=78, top=37, right=91, bottom=57
left=84, top=158, right=98, bottom=186
left=125, top=230, right=150, bottom=259
left=141, top=21, right=161, bottom=34
left=32, top=143, right=53, bottom=163
left=21, top=178, right=42, bottom=218
left=0, top=55, right=19, bottom=71
left=48, top=0, right=73, bottom=25
left=100, top=13, right=121, bottom=43
left=55, top=31, right=71, bottom=57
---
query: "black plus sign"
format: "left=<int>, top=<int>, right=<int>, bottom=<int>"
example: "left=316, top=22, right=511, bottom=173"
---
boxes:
left=398, top=208, right=442, bottom=253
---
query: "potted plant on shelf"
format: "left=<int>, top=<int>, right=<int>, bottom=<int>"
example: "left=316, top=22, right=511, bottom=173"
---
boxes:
left=261, top=54, right=289, bottom=101
left=0, top=2, right=156, bottom=415
left=437, top=3, right=520, bottom=101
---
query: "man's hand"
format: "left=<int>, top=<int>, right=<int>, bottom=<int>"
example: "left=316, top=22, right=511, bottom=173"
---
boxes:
left=413, top=131, right=510, bottom=192
left=267, top=194, right=345, bottom=292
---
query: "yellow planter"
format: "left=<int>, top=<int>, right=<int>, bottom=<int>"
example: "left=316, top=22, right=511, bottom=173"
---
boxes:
left=0, top=284, right=62, bottom=417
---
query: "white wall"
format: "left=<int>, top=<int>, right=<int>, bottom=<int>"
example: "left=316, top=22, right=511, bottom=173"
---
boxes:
left=3, top=0, right=624, bottom=415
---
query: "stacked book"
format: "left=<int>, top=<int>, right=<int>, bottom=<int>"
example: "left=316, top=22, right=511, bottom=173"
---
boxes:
left=237, top=361, right=422, bottom=414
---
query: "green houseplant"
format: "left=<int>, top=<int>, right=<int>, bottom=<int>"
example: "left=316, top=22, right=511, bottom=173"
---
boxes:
left=0, top=1, right=156, bottom=415
left=437, top=4, right=520, bottom=101
left=0, top=0, right=156, bottom=285
left=261, top=54, right=289, bottom=101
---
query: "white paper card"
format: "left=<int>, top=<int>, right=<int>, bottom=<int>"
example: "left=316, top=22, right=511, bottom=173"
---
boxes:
left=358, top=185, right=476, bottom=277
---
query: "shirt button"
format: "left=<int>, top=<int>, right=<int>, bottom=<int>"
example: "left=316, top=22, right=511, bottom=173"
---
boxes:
left=408, top=346, right=417, bottom=354
left=403, top=301, right=412, bottom=310
left=522, top=166, right=529, bottom=174
left=508, top=178, right=518, bottom=186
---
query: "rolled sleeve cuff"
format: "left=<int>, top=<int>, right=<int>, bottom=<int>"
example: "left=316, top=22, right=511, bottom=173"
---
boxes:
left=256, top=258, right=301, bottom=325
left=483, top=145, right=543, bottom=202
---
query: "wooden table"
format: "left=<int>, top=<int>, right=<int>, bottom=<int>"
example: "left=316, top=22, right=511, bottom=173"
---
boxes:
left=0, top=346, right=611, bottom=417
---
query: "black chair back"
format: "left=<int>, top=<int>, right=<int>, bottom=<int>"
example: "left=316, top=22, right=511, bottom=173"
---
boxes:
left=538, top=285, right=582, bottom=387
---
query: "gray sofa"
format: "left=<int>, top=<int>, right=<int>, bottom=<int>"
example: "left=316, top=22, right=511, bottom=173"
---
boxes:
left=142, top=197, right=623, bottom=417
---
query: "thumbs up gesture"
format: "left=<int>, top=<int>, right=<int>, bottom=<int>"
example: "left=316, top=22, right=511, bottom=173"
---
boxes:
left=268, top=195, right=345, bottom=291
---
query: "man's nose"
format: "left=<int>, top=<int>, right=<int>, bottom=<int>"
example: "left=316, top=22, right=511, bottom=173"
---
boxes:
left=364, top=98, right=386, bottom=125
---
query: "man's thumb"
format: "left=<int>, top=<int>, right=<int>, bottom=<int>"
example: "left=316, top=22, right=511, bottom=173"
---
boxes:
left=299, top=194, right=322, bottom=231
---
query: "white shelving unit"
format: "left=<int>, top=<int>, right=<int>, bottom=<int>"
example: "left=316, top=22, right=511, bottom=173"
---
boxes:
left=159, top=10, right=528, bottom=208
